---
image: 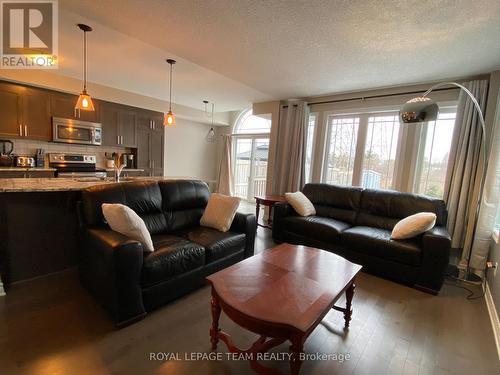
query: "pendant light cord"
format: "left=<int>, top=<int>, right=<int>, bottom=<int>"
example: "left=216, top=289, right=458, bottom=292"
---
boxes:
left=83, top=30, right=87, bottom=91
left=169, top=63, right=173, bottom=111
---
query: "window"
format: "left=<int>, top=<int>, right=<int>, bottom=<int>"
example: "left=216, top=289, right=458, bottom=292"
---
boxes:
left=233, top=110, right=271, bottom=134
left=324, top=116, right=359, bottom=185
left=414, top=110, right=456, bottom=198
left=362, top=114, right=400, bottom=189
left=232, top=109, right=271, bottom=201
left=304, top=114, right=317, bottom=183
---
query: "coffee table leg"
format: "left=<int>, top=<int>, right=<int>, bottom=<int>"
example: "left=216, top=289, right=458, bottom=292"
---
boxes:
left=289, top=335, right=304, bottom=375
left=210, top=289, right=221, bottom=350
left=344, top=282, right=355, bottom=329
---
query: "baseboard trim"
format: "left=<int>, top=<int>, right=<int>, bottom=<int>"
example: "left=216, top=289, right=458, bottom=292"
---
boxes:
left=484, top=282, right=500, bottom=361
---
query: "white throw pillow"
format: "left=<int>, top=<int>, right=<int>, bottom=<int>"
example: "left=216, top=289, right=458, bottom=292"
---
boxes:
left=200, top=193, right=240, bottom=232
left=102, top=203, right=154, bottom=252
left=285, top=191, right=316, bottom=217
left=391, top=212, right=437, bottom=240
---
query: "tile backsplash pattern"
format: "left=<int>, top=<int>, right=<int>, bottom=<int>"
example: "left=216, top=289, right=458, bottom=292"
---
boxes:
left=10, top=139, right=130, bottom=168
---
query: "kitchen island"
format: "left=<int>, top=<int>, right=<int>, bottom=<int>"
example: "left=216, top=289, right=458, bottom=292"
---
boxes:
left=0, top=177, right=199, bottom=292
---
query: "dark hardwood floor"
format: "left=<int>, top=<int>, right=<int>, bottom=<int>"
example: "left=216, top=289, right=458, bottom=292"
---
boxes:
left=0, top=225, right=498, bottom=375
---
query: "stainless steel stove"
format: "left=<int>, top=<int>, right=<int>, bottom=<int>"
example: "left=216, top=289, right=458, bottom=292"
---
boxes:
left=49, top=153, right=107, bottom=179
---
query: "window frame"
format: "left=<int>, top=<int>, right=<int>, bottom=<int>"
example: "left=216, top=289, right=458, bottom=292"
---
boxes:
left=412, top=106, right=457, bottom=198
left=321, top=108, right=403, bottom=188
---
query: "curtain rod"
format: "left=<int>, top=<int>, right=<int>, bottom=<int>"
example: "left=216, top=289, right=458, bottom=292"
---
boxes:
left=281, top=87, right=458, bottom=108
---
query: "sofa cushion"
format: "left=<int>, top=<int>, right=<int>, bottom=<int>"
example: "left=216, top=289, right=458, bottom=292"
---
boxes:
left=357, top=189, right=447, bottom=230
left=179, top=227, right=245, bottom=263
left=102, top=203, right=154, bottom=251
left=302, top=183, right=363, bottom=224
left=341, top=226, right=421, bottom=266
left=200, top=193, right=240, bottom=232
left=283, top=216, right=351, bottom=243
left=158, top=180, right=209, bottom=232
left=141, top=234, right=205, bottom=286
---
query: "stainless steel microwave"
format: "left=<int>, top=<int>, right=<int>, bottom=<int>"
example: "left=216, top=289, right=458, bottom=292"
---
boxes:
left=52, top=117, right=102, bottom=146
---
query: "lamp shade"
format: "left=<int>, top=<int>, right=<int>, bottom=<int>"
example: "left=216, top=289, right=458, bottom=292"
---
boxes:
left=164, top=110, right=176, bottom=126
left=75, top=90, right=95, bottom=111
left=400, top=97, right=439, bottom=123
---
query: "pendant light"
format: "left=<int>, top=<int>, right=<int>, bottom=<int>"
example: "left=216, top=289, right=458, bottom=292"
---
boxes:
left=206, top=102, right=215, bottom=143
left=75, top=24, right=95, bottom=111
left=164, top=59, right=176, bottom=126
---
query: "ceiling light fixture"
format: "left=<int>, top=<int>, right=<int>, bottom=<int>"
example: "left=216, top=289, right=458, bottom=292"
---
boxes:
left=164, top=59, right=176, bottom=126
left=206, top=101, right=215, bottom=143
left=75, top=24, right=95, bottom=112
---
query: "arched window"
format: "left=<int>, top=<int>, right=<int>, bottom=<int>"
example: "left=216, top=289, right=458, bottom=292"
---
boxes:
left=234, top=109, right=271, bottom=134
left=233, top=109, right=271, bottom=201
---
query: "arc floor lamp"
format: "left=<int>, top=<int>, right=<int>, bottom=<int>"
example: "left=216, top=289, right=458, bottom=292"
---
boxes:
left=400, top=82, right=488, bottom=282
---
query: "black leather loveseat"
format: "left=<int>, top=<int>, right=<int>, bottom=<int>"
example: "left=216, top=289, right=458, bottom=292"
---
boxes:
left=273, top=183, right=451, bottom=294
left=77, top=179, right=256, bottom=326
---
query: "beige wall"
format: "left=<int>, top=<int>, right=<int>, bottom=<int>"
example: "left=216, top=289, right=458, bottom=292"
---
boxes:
left=164, top=119, right=218, bottom=182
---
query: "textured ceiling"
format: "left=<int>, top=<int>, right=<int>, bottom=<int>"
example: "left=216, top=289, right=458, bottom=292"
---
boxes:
left=60, top=0, right=500, bottom=109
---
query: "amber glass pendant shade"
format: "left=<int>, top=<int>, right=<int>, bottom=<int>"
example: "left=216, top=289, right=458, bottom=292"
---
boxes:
left=75, top=90, right=95, bottom=111
left=164, top=110, right=176, bottom=126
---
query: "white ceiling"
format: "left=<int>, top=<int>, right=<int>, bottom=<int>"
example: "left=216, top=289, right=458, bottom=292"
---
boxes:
left=60, top=0, right=500, bottom=110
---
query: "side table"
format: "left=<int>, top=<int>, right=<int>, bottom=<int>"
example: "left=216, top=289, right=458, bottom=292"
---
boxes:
left=254, top=195, right=286, bottom=229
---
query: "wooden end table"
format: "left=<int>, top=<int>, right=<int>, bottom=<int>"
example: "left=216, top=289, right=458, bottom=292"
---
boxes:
left=254, top=195, right=286, bottom=229
left=206, top=243, right=362, bottom=374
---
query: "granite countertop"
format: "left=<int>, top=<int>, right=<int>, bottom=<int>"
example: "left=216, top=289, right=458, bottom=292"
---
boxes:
left=0, top=167, right=56, bottom=172
left=0, top=176, right=196, bottom=192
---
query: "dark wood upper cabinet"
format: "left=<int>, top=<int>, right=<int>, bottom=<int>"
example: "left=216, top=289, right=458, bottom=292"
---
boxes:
left=0, top=82, right=23, bottom=138
left=101, top=103, right=137, bottom=147
left=101, top=104, right=120, bottom=146
left=119, top=109, right=137, bottom=147
left=22, top=88, right=51, bottom=140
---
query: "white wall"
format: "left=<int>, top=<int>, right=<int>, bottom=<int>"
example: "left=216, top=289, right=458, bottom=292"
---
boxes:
left=164, top=119, right=218, bottom=182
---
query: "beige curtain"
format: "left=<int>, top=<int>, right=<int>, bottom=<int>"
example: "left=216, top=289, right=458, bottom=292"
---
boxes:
left=469, top=91, right=500, bottom=275
left=271, top=101, right=309, bottom=195
left=216, top=134, right=233, bottom=196
left=443, top=80, right=489, bottom=272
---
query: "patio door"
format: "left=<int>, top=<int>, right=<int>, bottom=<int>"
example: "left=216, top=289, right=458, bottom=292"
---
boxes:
left=233, top=137, right=269, bottom=201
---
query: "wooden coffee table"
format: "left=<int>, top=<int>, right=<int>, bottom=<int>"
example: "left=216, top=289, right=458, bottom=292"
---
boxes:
left=206, top=243, right=362, bottom=374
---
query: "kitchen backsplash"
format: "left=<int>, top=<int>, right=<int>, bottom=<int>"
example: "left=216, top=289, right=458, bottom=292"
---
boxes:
left=9, top=139, right=131, bottom=168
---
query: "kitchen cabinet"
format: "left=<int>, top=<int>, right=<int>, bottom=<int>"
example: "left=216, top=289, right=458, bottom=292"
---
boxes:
left=22, top=87, right=51, bottom=140
left=0, top=82, right=51, bottom=140
left=138, top=111, right=164, bottom=132
left=137, top=128, right=164, bottom=176
left=50, top=92, right=100, bottom=122
left=101, top=103, right=137, bottom=147
left=0, top=82, right=23, bottom=138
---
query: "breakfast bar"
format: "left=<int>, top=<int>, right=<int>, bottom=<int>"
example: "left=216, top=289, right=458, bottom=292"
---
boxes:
left=0, top=177, right=193, bottom=291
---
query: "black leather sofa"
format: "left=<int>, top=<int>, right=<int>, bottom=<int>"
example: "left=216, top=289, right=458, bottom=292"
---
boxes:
left=273, top=183, right=451, bottom=294
left=77, top=179, right=256, bottom=326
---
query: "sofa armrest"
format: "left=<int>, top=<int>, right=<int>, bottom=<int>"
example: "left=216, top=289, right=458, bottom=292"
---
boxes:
left=79, top=227, right=146, bottom=326
left=416, top=226, right=451, bottom=293
left=230, top=212, right=256, bottom=258
left=272, top=202, right=296, bottom=242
